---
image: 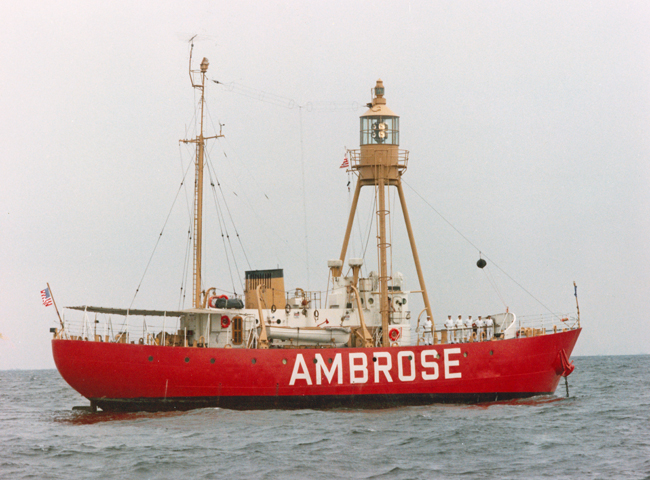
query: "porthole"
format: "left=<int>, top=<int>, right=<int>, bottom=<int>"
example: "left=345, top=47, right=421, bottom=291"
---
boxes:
left=276, top=319, right=281, bottom=325
left=463, top=352, right=468, bottom=358
left=489, top=350, right=494, bottom=356
left=372, top=357, right=377, bottom=362
left=368, top=298, right=374, bottom=305
left=282, top=359, right=287, bottom=365
left=328, top=358, right=333, bottom=364
left=185, top=357, right=190, bottom=363
left=210, top=358, right=215, bottom=364
left=251, top=358, right=257, bottom=364
left=313, top=358, right=318, bottom=364
left=408, top=355, right=413, bottom=361
left=148, top=356, right=153, bottom=362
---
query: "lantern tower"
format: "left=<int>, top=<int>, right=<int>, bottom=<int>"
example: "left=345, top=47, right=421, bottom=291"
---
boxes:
left=338, top=80, right=434, bottom=346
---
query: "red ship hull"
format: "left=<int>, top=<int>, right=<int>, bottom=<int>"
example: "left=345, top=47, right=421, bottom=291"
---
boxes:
left=52, top=328, right=580, bottom=411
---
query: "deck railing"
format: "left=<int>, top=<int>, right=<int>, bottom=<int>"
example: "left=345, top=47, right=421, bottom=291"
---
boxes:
left=416, top=313, right=579, bottom=345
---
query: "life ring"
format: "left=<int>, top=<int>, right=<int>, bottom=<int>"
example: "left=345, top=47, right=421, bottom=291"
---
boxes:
left=391, top=342, right=399, bottom=347
left=218, top=294, right=229, bottom=300
left=389, top=328, right=400, bottom=341
left=271, top=304, right=277, bottom=313
left=314, top=309, right=319, bottom=319
left=207, top=296, right=219, bottom=308
left=221, top=315, right=231, bottom=329
left=285, top=304, right=291, bottom=314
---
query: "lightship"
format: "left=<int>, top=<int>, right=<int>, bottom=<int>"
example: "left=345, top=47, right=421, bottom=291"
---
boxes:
left=52, top=55, right=580, bottom=412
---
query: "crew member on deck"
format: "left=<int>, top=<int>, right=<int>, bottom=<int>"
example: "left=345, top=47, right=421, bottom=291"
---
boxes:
left=455, top=315, right=464, bottom=343
left=477, top=316, right=486, bottom=341
left=445, top=315, right=455, bottom=343
left=423, top=317, right=433, bottom=345
left=464, top=315, right=473, bottom=342
left=486, top=316, right=494, bottom=341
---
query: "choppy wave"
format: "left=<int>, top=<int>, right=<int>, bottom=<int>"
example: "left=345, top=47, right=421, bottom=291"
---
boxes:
left=1, top=356, right=649, bottom=479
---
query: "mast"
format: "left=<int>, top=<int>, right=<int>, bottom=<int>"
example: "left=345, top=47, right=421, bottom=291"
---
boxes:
left=181, top=54, right=223, bottom=309
left=338, top=80, right=434, bottom=346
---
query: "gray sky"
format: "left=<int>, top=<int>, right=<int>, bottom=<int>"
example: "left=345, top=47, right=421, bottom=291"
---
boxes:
left=1, top=0, right=648, bottom=369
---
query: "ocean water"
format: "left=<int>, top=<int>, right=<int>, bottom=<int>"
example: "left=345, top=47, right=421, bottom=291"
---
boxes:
left=1, top=356, right=649, bottom=480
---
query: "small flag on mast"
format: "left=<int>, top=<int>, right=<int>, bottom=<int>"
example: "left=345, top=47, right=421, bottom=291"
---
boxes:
left=41, top=288, right=53, bottom=307
left=340, top=156, right=349, bottom=169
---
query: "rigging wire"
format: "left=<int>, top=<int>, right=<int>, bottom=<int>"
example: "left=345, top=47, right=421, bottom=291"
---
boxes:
left=402, top=179, right=559, bottom=318
left=299, top=107, right=310, bottom=289
left=205, top=151, right=244, bottom=294
left=483, top=265, right=508, bottom=309
left=205, top=79, right=348, bottom=274
left=130, top=159, right=194, bottom=309
left=211, top=79, right=361, bottom=112
left=204, top=104, right=253, bottom=271
left=209, top=134, right=287, bottom=268
left=362, top=199, right=376, bottom=262
left=205, top=156, right=237, bottom=293
left=179, top=223, right=192, bottom=309
left=177, top=142, right=195, bottom=309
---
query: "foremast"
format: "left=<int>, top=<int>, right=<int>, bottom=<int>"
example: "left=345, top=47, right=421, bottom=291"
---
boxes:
left=181, top=54, right=223, bottom=309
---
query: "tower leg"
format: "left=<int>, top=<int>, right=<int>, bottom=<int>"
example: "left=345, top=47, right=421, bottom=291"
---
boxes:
left=396, top=180, right=435, bottom=335
left=338, top=179, right=363, bottom=268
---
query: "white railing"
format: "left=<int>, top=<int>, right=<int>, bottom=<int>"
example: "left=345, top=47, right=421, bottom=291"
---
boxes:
left=55, top=313, right=183, bottom=346
left=508, top=313, right=579, bottom=338
left=430, top=313, right=579, bottom=344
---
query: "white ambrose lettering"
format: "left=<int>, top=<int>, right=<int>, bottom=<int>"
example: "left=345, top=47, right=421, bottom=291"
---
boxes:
left=315, top=353, right=343, bottom=385
left=289, top=353, right=312, bottom=385
left=349, top=352, right=368, bottom=384
left=397, top=351, right=416, bottom=381
left=373, top=351, right=393, bottom=383
left=444, top=348, right=462, bottom=379
left=421, top=349, right=440, bottom=380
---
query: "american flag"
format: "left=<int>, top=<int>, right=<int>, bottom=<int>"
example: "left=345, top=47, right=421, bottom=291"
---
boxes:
left=340, top=156, right=349, bottom=169
left=41, top=288, right=53, bottom=307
